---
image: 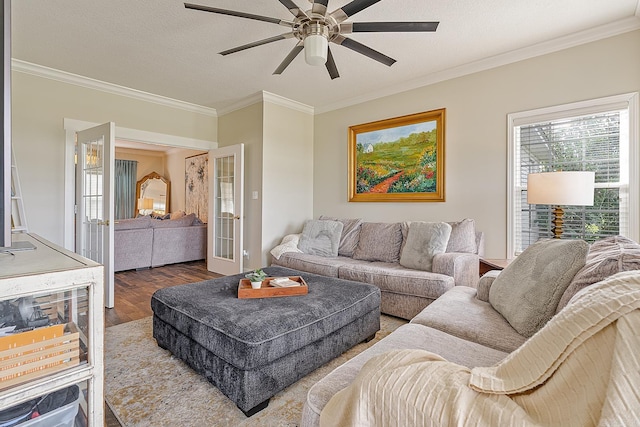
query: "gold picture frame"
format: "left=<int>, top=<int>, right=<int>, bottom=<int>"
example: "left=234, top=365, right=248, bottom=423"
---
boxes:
left=348, top=108, right=445, bottom=202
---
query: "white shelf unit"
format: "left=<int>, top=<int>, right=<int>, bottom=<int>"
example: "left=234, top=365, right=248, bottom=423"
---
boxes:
left=0, top=233, right=104, bottom=426
left=10, top=151, right=28, bottom=233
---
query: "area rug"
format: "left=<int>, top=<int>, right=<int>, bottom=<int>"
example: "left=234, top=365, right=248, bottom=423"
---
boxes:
left=105, top=314, right=406, bottom=426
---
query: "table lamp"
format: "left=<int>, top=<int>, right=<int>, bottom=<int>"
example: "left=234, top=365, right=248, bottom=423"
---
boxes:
left=527, top=171, right=595, bottom=239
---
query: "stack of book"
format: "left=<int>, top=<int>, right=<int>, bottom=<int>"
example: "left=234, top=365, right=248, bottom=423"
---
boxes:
left=269, top=277, right=301, bottom=288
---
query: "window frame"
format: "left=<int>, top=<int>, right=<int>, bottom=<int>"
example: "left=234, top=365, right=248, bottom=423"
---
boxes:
left=507, top=93, right=639, bottom=258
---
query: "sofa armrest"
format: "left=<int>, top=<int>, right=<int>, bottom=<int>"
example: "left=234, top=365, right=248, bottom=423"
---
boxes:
left=476, top=270, right=501, bottom=302
left=432, top=252, right=479, bottom=287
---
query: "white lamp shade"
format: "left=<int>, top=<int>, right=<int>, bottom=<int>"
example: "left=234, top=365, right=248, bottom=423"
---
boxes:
left=304, top=34, right=328, bottom=66
left=527, top=171, right=595, bottom=206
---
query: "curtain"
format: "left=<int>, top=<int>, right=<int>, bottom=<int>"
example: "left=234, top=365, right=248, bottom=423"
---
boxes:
left=115, top=160, right=138, bottom=219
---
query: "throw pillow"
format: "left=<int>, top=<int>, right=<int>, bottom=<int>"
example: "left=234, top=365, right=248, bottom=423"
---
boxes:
left=152, top=213, right=196, bottom=228
left=556, top=235, right=640, bottom=313
left=297, top=220, right=344, bottom=257
left=353, top=222, right=403, bottom=263
left=446, top=218, right=477, bottom=253
left=170, top=210, right=186, bottom=220
left=319, top=215, right=363, bottom=257
left=488, top=238, right=589, bottom=338
left=399, top=222, right=452, bottom=271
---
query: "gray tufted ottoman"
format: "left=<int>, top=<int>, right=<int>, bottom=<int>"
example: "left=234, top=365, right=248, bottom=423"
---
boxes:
left=151, top=266, right=381, bottom=416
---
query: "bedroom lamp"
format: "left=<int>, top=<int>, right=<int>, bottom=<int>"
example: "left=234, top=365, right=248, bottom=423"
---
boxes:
left=527, top=171, right=595, bottom=239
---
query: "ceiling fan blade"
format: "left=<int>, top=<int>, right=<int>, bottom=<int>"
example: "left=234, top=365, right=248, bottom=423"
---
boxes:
left=347, top=22, right=439, bottom=33
left=330, top=0, right=382, bottom=23
left=220, top=33, right=294, bottom=56
left=184, top=3, right=293, bottom=27
left=325, top=46, right=340, bottom=80
left=273, top=42, right=304, bottom=75
left=278, top=0, right=309, bottom=19
left=333, top=36, right=396, bottom=66
left=311, top=0, right=329, bottom=16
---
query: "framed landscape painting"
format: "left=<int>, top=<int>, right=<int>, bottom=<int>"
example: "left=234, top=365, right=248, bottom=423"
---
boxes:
left=348, top=108, right=445, bottom=202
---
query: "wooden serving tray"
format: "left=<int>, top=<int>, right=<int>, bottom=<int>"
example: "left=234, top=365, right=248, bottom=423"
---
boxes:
left=238, top=276, right=308, bottom=299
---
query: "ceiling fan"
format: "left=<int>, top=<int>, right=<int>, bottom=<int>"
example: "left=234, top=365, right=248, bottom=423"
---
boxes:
left=184, top=0, right=439, bottom=79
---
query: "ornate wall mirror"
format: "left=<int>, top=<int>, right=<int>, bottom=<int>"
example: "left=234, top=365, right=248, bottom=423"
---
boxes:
left=135, top=171, right=170, bottom=216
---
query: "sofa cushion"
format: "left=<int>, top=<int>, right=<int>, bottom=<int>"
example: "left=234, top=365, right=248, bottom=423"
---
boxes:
left=298, top=219, right=344, bottom=257
left=556, top=235, right=640, bottom=313
left=399, top=222, right=451, bottom=271
left=353, top=222, right=403, bottom=263
left=302, top=323, right=508, bottom=426
left=446, top=218, right=477, bottom=254
left=338, top=261, right=454, bottom=300
left=152, top=213, right=196, bottom=228
left=114, top=216, right=152, bottom=230
left=271, top=252, right=361, bottom=277
left=412, top=286, right=527, bottom=353
left=489, top=238, right=588, bottom=338
left=319, top=216, right=363, bottom=257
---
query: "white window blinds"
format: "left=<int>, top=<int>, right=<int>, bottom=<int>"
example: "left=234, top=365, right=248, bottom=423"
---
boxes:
left=508, top=93, right=638, bottom=257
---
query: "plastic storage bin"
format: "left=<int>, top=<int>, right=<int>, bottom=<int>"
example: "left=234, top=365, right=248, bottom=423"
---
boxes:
left=0, top=385, right=81, bottom=427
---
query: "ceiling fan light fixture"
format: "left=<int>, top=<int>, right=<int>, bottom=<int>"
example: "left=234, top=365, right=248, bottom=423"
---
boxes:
left=303, top=22, right=329, bottom=66
left=304, top=34, right=328, bottom=66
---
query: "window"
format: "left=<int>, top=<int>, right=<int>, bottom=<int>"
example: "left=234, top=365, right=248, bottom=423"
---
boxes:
left=507, top=93, right=639, bottom=257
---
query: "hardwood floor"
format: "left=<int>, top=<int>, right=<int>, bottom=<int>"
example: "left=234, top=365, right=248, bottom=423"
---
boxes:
left=104, top=260, right=222, bottom=425
left=105, top=260, right=222, bottom=327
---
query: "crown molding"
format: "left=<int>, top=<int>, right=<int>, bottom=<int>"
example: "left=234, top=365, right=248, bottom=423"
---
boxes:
left=217, top=90, right=314, bottom=116
left=315, top=16, right=640, bottom=114
left=12, top=59, right=218, bottom=117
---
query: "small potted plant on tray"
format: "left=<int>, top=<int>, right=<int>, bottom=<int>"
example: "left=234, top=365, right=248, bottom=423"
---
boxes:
left=245, top=268, right=268, bottom=289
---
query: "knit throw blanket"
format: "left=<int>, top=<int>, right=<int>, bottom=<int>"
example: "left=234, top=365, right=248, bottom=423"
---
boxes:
left=320, top=270, right=640, bottom=427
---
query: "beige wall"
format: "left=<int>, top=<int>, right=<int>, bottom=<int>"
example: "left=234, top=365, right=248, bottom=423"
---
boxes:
left=262, top=102, right=314, bottom=264
left=218, top=102, right=264, bottom=270
left=313, top=30, right=640, bottom=258
left=12, top=71, right=217, bottom=245
left=217, top=98, right=314, bottom=269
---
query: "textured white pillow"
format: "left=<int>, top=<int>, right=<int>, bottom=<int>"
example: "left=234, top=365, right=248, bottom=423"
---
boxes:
left=489, top=238, right=588, bottom=337
left=297, top=220, right=344, bottom=257
left=399, top=222, right=452, bottom=271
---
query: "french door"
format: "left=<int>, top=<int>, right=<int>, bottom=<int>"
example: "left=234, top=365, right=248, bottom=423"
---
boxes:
left=75, top=122, right=115, bottom=308
left=207, top=144, right=244, bottom=275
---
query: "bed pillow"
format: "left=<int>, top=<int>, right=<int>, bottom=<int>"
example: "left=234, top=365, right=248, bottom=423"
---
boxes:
left=297, top=220, right=344, bottom=257
left=353, top=222, right=403, bottom=263
left=319, top=216, right=363, bottom=257
left=446, top=218, right=477, bottom=253
left=399, top=222, right=452, bottom=271
left=489, top=238, right=588, bottom=337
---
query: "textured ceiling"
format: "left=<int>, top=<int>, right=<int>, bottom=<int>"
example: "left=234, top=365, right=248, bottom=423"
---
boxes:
left=11, top=0, right=640, bottom=113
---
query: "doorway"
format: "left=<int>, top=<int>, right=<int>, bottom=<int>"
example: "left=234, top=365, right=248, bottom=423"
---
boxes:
left=63, top=118, right=216, bottom=307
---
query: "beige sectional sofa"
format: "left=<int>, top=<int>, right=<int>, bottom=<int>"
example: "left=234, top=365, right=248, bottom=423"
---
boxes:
left=301, top=235, right=640, bottom=426
left=271, top=217, right=484, bottom=320
left=113, top=213, right=206, bottom=272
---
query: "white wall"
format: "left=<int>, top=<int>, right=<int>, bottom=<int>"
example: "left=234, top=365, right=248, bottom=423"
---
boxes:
left=218, top=102, right=264, bottom=270
left=12, top=71, right=217, bottom=245
left=313, top=30, right=640, bottom=258
left=262, top=102, right=314, bottom=264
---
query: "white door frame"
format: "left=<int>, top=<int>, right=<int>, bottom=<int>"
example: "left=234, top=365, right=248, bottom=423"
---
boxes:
left=63, top=118, right=217, bottom=251
left=207, top=144, right=244, bottom=275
